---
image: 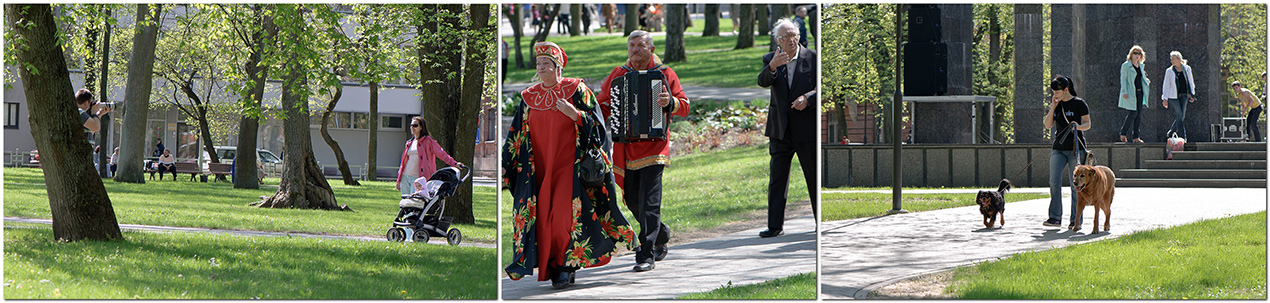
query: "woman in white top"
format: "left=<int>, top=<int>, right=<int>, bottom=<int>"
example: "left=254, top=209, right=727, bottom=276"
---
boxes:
left=1161, top=51, right=1197, bottom=140
left=157, top=148, right=177, bottom=180
left=395, top=116, right=461, bottom=196
left=109, top=147, right=119, bottom=176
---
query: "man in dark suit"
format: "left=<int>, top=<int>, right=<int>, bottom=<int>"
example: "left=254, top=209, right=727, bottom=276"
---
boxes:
left=757, top=19, right=818, bottom=238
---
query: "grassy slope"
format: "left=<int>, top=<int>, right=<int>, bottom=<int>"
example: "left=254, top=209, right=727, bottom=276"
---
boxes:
left=947, top=211, right=1267, bottom=299
left=503, top=33, right=773, bottom=88
left=822, top=192, right=1050, bottom=221
left=2, top=168, right=497, bottom=243
left=678, top=272, right=817, bottom=300
left=3, top=227, right=495, bottom=299
left=501, top=144, right=808, bottom=269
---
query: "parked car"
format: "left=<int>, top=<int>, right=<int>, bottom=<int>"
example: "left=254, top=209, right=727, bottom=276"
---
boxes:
left=201, top=146, right=283, bottom=178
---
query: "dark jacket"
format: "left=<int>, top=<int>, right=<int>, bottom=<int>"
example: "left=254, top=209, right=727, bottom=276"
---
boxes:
left=758, top=46, right=819, bottom=143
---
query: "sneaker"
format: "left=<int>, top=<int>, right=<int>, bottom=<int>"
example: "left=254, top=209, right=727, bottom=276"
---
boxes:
left=1042, top=218, right=1061, bottom=227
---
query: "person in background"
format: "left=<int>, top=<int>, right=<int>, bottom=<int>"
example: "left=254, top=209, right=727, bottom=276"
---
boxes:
left=157, top=148, right=177, bottom=181
left=1161, top=51, right=1196, bottom=141
left=793, top=6, right=810, bottom=47
left=109, top=147, right=119, bottom=176
left=1117, top=45, right=1149, bottom=143
left=395, top=116, right=462, bottom=196
left=1233, top=81, right=1262, bottom=142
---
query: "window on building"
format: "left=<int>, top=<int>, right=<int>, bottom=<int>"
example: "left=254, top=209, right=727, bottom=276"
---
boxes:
left=5, top=103, right=19, bottom=129
left=333, top=112, right=350, bottom=129
left=351, top=112, right=369, bottom=129
left=382, top=115, right=403, bottom=129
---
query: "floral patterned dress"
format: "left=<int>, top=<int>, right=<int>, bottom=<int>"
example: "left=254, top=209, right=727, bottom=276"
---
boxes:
left=503, top=77, right=636, bottom=281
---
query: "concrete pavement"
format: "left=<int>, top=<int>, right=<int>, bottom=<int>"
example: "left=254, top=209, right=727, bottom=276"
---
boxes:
left=501, top=215, right=816, bottom=299
left=819, top=187, right=1267, bottom=299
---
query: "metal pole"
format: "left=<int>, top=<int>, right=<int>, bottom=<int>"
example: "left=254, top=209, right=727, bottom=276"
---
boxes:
left=889, top=4, right=907, bottom=214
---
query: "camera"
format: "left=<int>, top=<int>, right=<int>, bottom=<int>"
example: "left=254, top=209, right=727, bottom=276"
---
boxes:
left=96, top=102, right=116, bottom=109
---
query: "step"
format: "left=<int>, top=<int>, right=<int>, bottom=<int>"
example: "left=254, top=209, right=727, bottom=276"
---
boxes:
left=1195, top=142, right=1268, bottom=152
left=1117, top=169, right=1267, bottom=180
left=1170, top=151, right=1267, bottom=160
left=1143, top=160, right=1266, bottom=170
left=1115, top=178, right=1267, bottom=188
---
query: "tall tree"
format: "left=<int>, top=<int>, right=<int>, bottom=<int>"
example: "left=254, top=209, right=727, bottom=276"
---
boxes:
left=94, top=7, right=113, bottom=178
left=703, top=4, right=720, bottom=37
left=1222, top=4, right=1268, bottom=116
left=769, top=4, right=790, bottom=52
left=448, top=4, right=494, bottom=224
left=152, top=8, right=236, bottom=172
left=569, top=4, right=582, bottom=36
left=253, top=4, right=345, bottom=211
left=317, top=75, right=360, bottom=185
left=344, top=4, right=415, bottom=182
left=113, top=4, right=164, bottom=184
left=757, top=4, right=770, bottom=37
left=664, top=4, right=687, bottom=63
left=821, top=4, right=898, bottom=143
left=217, top=4, right=277, bottom=190
left=735, top=4, right=755, bottom=49
left=624, top=3, right=639, bottom=36
left=501, top=4, right=527, bottom=69
left=529, top=4, right=560, bottom=49
left=6, top=4, right=123, bottom=241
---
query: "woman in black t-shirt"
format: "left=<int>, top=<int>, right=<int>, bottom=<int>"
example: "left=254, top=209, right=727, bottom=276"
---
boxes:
left=1043, top=75, right=1091, bottom=229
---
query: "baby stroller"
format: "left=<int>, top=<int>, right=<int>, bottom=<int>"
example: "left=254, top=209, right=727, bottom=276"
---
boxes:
left=386, top=165, right=469, bottom=245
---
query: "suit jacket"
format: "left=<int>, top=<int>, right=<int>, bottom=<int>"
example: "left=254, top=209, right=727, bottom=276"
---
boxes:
left=759, top=46, right=818, bottom=143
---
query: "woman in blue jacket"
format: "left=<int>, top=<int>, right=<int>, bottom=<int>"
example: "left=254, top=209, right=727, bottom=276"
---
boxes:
left=1118, top=45, right=1149, bottom=143
left=1161, top=51, right=1197, bottom=140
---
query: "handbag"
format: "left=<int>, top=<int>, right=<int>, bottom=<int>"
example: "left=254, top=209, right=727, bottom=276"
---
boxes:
left=578, top=116, right=611, bottom=188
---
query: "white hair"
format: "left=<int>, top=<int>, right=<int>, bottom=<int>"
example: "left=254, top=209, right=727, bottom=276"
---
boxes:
left=773, top=18, right=798, bottom=37
left=1170, top=51, right=1188, bottom=65
left=628, top=30, right=654, bottom=46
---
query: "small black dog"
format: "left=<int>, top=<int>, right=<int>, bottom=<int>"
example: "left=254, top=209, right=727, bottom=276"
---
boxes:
left=976, top=179, right=1012, bottom=229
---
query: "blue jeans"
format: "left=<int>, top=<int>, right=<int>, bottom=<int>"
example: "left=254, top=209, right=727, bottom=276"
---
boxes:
left=1049, top=149, right=1084, bottom=224
left=1167, top=94, right=1189, bottom=140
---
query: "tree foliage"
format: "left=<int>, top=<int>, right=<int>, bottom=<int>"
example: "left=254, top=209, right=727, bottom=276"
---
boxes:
left=1221, top=4, right=1268, bottom=115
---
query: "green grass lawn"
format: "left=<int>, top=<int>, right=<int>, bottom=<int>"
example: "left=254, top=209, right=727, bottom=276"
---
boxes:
left=2, top=168, right=497, bottom=243
left=822, top=192, right=1050, bottom=221
left=503, top=34, right=774, bottom=88
left=501, top=144, right=808, bottom=269
left=946, top=211, right=1267, bottom=299
left=2, top=226, right=495, bottom=299
left=678, top=272, right=817, bottom=299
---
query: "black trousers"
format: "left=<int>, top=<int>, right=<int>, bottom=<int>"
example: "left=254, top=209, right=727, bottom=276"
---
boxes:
left=624, top=165, right=669, bottom=263
left=1249, top=106, right=1263, bottom=142
left=768, top=138, right=818, bottom=231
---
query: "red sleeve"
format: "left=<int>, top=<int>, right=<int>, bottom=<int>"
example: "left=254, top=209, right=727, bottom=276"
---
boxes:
left=663, top=67, right=690, bottom=117
left=597, top=67, right=624, bottom=121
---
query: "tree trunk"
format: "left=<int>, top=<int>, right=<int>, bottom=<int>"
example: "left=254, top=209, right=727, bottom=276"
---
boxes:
left=367, top=81, right=379, bottom=181
left=507, top=5, right=525, bottom=69
left=735, top=4, right=755, bottom=49
left=757, top=5, right=770, bottom=37
left=664, top=4, right=687, bottom=63
left=769, top=4, right=789, bottom=52
left=8, top=4, right=123, bottom=241
left=624, top=4, right=638, bottom=36
left=255, top=58, right=344, bottom=210
left=233, top=5, right=274, bottom=190
left=114, top=4, right=163, bottom=184
left=96, top=8, right=113, bottom=178
left=530, top=4, right=559, bottom=46
left=174, top=81, right=222, bottom=169
left=422, top=4, right=463, bottom=161
left=569, top=4, right=581, bottom=36
left=444, top=3, right=492, bottom=224
left=703, top=4, right=720, bottom=37
left=255, top=7, right=344, bottom=211
left=319, top=84, right=360, bottom=186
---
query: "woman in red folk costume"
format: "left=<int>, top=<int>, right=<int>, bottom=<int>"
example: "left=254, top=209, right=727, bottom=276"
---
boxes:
left=503, top=42, right=635, bottom=290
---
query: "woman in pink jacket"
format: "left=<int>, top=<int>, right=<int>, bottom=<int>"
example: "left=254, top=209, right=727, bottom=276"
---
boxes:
left=396, top=116, right=462, bottom=196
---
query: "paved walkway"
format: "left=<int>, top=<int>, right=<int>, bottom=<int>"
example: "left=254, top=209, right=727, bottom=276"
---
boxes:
left=502, top=83, right=768, bottom=102
left=501, top=215, right=816, bottom=299
left=819, top=187, right=1267, bottom=299
left=3, top=217, right=496, bottom=249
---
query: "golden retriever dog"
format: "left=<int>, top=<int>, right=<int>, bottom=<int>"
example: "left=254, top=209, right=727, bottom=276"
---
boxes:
left=1072, top=165, right=1115, bottom=232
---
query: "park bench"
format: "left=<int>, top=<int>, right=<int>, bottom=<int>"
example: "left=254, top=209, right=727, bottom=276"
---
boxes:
left=174, top=162, right=202, bottom=181
left=206, top=163, right=233, bottom=182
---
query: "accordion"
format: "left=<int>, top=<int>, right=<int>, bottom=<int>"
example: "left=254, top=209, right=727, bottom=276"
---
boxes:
left=608, top=69, right=669, bottom=143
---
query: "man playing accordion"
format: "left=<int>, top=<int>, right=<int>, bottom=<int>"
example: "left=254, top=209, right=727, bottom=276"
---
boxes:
left=597, top=30, right=690, bottom=273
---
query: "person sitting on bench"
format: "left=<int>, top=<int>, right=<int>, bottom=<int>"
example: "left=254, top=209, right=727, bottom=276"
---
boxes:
left=157, top=149, right=177, bottom=180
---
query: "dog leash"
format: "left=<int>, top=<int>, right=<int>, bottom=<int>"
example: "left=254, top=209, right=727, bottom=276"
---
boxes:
left=1007, top=123, right=1091, bottom=182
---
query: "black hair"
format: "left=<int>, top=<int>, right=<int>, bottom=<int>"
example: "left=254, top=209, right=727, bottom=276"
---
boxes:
left=1050, top=75, right=1078, bottom=97
left=410, top=116, right=430, bottom=139
left=75, top=88, right=93, bottom=105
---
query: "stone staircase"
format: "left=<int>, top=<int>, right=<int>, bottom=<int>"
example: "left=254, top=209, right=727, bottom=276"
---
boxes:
left=1117, top=142, right=1267, bottom=188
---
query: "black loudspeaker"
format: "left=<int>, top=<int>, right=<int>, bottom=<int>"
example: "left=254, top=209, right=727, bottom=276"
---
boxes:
left=904, top=41, right=948, bottom=96
left=907, top=5, right=942, bottom=43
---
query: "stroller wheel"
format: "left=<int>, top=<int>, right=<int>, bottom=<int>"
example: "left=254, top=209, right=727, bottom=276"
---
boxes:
left=386, top=227, right=406, bottom=242
left=446, top=228, right=463, bottom=246
left=412, top=228, right=431, bottom=244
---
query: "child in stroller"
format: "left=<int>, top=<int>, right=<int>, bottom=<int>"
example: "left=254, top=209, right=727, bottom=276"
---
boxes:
left=386, top=165, right=468, bottom=245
